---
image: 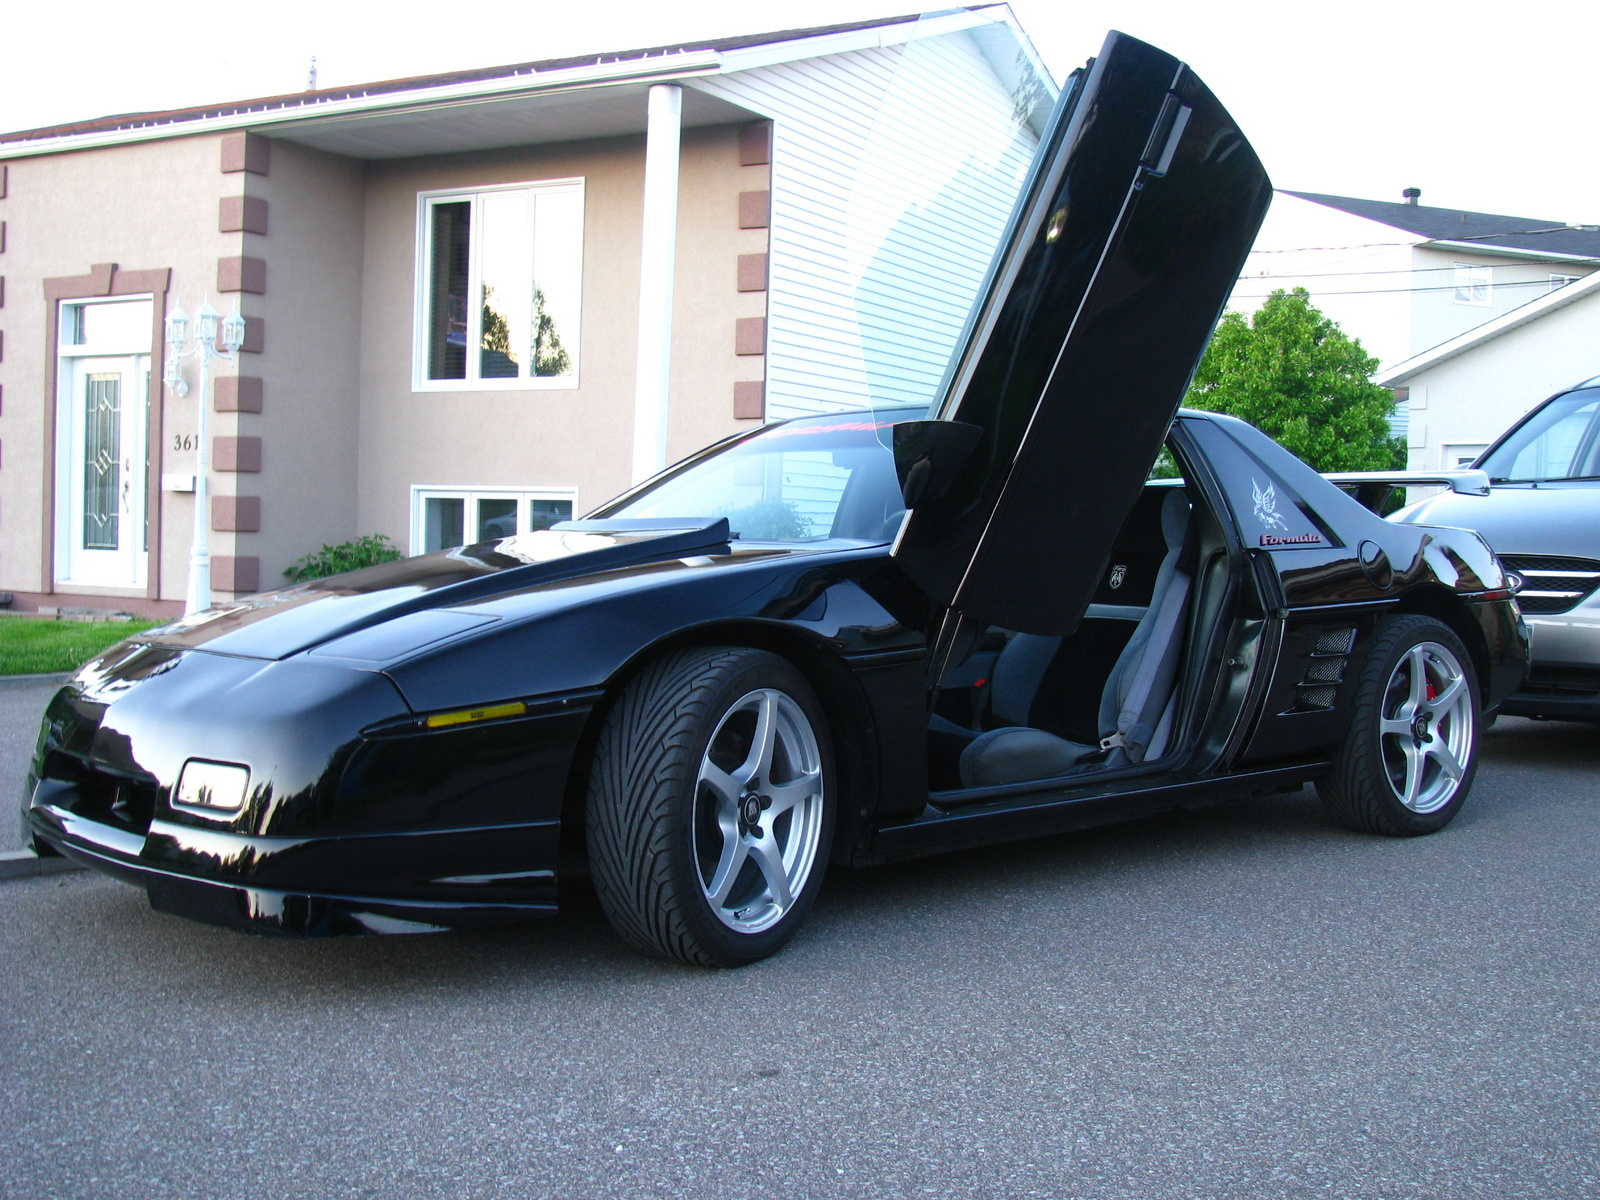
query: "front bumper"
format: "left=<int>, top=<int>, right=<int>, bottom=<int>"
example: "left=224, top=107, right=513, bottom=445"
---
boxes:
left=28, top=784, right=559, bottom=934
left=1506, top=592, right=1600, bottom=720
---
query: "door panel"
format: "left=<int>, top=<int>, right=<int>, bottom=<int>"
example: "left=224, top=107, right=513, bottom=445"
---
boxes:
left=61, top=355, right=148, bottom=589
left=893, top=32, right=1272, bottom=637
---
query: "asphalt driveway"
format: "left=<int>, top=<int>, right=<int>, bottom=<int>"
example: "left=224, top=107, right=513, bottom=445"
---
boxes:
left=1, top=709, right=1596, bottom=1199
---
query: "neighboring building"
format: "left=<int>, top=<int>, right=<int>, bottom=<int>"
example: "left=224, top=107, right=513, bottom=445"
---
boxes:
left=0, top=8, right=1053, bottom=615
left=1374, top=270, right=1600, bottom=471
left=1233, top=190, right=1600, bottom=372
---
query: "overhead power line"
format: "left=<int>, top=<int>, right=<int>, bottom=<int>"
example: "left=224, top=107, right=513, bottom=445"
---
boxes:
left=1246, top=225, right=1600, bottom=256
left=1229, top=277, right=1584, bottom=300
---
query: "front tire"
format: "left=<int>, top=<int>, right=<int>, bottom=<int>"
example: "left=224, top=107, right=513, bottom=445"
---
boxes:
left=586, top=647, right=834, bottom=966
left=1318, top=614, right=1479, bottom=836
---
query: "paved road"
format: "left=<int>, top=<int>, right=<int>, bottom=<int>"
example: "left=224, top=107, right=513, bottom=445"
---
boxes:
left=1, top=679, right=59, bottom=853
left=1, top=717, right=1596, bottom=1199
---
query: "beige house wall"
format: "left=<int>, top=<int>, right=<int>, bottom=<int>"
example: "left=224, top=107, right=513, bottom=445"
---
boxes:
left=0, top=134, right=237, bottom=613
left=235, top=141, right=365, bottom=588
left=356, top=122, right=764, bottom=548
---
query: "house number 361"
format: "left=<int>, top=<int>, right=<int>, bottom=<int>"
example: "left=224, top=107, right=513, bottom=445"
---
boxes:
left=172, top=434, right=197, bottom=451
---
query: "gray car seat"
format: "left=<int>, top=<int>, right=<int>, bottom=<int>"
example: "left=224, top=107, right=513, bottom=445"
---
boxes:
left=960, top=487, right=1194, bottom=788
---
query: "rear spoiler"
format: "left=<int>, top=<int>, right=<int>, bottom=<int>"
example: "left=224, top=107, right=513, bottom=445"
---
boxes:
left=1321, top=470, right=1491, bottom=498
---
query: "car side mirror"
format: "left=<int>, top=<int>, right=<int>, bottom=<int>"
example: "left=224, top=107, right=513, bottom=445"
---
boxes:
left=893, top=420, right=984, bottom=509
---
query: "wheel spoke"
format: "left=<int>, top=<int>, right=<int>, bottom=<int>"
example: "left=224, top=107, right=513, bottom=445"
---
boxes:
left=735, top=693, right=779, bottom=784
left=764, top=767, right=821, bottom=819
left=1400, top=740, right=1424, bottom=807
left=1380, top=717, right=1413, bottom=739
left=1406, top=646, right=1429, bottom=709
left=700, top=761, right=743, bottom=813
left=705, top=827, right=749, bottom=908
left=1428, top=738, right=1464, bottom=782
left=1426, top=674, right=1466, bottom=716
left=750, top=833, right=793, bottom=910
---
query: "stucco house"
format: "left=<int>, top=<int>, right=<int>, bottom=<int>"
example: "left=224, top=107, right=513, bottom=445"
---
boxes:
left=0, top=7, right=1053, bottom=616
left=1233, top=190, right=1600, bottom=372
left=1373, top=269, right=1600, bottom=470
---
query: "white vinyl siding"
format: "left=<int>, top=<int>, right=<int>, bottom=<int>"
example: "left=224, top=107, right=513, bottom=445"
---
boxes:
left=695, top=24, right=1048, bottom=418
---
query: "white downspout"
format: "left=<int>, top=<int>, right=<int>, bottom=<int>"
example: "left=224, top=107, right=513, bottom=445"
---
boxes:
left=631, top=82, right=683, bottom=483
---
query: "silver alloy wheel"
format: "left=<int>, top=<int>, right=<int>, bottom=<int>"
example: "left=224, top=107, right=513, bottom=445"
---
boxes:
left=1378, top=640, right=1474, bottom=814
left=694, top=688, right=826, bottom=934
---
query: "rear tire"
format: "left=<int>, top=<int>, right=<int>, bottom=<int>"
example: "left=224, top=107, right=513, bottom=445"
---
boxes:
left=586, top=647, right=834, bottom=966
left=1318, top=614, right=1479, bottom=836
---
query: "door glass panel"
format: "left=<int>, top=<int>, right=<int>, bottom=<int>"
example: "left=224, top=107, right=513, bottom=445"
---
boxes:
left=527, top=498, right=573, bottom=531
left=83, top=373, right=122, bottom=550
left=478, top=190, right=534, bottom=380
left=476, top=498, right=518, bottom=541
left=75, top=302, right=151, bottom=349
left=428, top=202, right=471, bottom=380
left=424, top=496, right=465, bottom=552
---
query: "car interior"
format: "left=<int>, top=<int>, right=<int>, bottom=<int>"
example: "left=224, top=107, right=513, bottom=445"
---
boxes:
left=924, top=449, right=1237, bottom=794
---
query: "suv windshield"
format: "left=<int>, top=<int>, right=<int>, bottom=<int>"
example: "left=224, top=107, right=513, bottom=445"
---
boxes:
left=1480, top=387, right=1600, bottom=482
left=594, top=413, right=915, bottom=543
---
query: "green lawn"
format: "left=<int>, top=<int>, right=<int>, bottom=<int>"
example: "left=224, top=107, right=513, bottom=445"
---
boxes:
left=0, top=616, right=162, bottom=676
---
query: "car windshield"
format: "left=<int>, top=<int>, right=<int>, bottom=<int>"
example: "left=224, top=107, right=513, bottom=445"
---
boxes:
left=1480, top=387, right=1600, bottom=482
left=593, top=413, right=915, bottom=543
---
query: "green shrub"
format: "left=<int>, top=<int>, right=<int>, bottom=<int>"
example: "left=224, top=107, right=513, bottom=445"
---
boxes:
left=284, top=534, right=403, bottom=582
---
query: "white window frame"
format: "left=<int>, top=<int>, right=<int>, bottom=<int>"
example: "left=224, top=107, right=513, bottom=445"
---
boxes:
left=412, top=178, right=584, bottom=393
left=1452, top=263, right=1492, bottom=306
left=408, top=485, right=579, bottom=556
left=1441, top=443, right=1489, bottom=469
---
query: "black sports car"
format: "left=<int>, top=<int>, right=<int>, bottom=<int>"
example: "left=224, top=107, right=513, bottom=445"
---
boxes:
left=24, top=33, right=1527, bottom=966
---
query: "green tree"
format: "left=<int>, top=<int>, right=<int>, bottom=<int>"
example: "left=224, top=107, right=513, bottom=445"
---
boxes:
left=530, top=284, right=571, bottom=377
left=1184, top=288, right=1405, bottom=471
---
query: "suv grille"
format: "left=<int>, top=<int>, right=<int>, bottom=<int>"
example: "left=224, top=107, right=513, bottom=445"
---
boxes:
left=1500, top=555, right=1600, bottom=614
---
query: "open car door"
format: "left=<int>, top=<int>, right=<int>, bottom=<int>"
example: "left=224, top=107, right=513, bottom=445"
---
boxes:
left=892, top=31, right=1271, bottom=642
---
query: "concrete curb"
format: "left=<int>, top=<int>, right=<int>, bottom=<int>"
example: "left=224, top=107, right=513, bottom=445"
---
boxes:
left=0, top=849, right=84, bottom=880
left=0, top=672, right=71, bottom=688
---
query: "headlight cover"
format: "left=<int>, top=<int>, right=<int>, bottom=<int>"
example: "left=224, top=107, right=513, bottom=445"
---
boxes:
left=174, top=760, right=250, bottom=812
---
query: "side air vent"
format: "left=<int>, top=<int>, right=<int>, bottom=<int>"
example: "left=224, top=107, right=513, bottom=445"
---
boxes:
left=1499, top=555, right=1600, bottom=614
left=1293, top=626, right=1358, bottom=711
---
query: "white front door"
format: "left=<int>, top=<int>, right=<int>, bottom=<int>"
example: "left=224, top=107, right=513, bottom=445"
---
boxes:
left=59, top=353, right=149, bottom=589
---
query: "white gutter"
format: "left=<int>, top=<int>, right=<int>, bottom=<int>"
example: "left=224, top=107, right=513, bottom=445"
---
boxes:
left=631, top=83, right=683, bottom=483
left=0, top=50, right=722, bottom=160
left=1375, top=269, right=1600, bottom=386
left=0, top=8, right=998, bottom=163
left=1420, top=239, right=1600, bottom=265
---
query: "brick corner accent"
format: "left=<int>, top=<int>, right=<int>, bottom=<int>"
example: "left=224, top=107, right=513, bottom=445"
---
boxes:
left=736, top=253, right=768, bottom=293
left=240, top=317, right=265, bottom=354
left=213, top=436, right=262, bottom=472
left=735, top=317, right=766, bottom=356
left=211, top=495, right=262, bottom=532
left=218, top=256, right=266, bottom=294
left=0, top=163, right=7, bottom=199
left=220, top=132, right=271, bottom=176
left=219, top=196, right=269, bottom=235
left=734, top=381, right=765, bottom=420
left=214, top=375, right=264, bottom=412
left=738, top=190, right=771, bottom=230
left=212, top=556, right=261, bottom=594
left=739, top=121, right=773, bottom=167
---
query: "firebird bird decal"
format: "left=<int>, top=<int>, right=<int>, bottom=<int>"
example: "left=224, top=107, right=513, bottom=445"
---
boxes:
left=1252, top=478, right=1289, bottom=531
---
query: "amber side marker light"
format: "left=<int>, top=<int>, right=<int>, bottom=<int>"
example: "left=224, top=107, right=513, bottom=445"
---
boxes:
left=423, top=701, right=529, bottom=729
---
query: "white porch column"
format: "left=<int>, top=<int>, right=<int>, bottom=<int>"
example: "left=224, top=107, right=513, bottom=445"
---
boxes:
left=631, top=83, right=683, bottom=483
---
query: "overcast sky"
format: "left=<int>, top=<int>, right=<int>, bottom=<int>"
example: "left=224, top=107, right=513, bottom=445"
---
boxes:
left=3, top=0, right=1594, bottom=223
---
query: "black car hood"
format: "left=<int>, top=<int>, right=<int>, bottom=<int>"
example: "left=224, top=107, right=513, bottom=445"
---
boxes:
left=139, top=519, right=734, bottom=662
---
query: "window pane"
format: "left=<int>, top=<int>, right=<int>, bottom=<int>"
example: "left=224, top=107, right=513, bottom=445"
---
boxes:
left=428, top=202, right=471, bottom=380
left=424, top=496, right=465, bottom=551
left=531, top=189, right=581, bottom=377
left=527, top=499, right=572, bottom=531
left=83, top=374, right=121, bottom=550
left=479, top=191, right=533, bottom=379
left=476, top=497, right=518, bottom=541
